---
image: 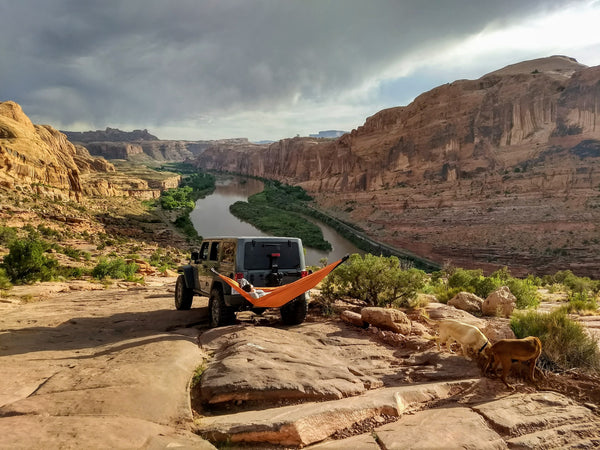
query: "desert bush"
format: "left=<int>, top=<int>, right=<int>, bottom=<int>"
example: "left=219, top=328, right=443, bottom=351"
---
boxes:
left=447, top=268, right=482, bottom=291
left=505, top=277, right=540, bottom=309
left=149, top=248, right=178, bottom=270
left=511, top=309, right=600, bottom=372
left=60, top=246, right=86, bottom=260
left=92, top=257, right=139, bottom=281
left=560, top=291, right=599, bottom=314
left=37, top=224, right=62, bottom=239
left=2, top=238, right=58, bottom=284
left=0, top=268, right=12, bottom=290
left=0, top=226, right=17, bottom=245
left=321, top=253, right=426, bottom=306
left=438, top=266, right=539, bottom=309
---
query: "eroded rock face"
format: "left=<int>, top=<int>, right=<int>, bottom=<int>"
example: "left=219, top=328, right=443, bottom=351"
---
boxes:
left=190, top=57, right=600, bottom=276
left=0, top=101, right=168, bottom=200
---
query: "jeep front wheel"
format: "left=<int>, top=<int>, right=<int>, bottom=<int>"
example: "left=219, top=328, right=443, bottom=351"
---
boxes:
left=175, top=274, right=194, bottom=310
left=209, top=288, right=236, bottom=327
left=280, top=295, right=308, bottom=325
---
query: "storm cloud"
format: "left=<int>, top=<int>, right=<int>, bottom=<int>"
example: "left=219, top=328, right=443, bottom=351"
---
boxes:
left=1, top=0, right=599, bottom=140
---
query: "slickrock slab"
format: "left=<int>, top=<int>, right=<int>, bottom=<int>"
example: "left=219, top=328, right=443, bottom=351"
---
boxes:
left=196, top=380, right=476, bottom=447
left=0, top=415, right=214, bottom=450
left=199, top=324, right=384, bottom=405
left=473, top=391, right=600, bottom=441
left=374, top=407, right=506, bottom=450
left=0, top=280, right=215, bottom=449
left=307, top=432, right=380, bottom=449
left=507, top=422, right=600, bottom=449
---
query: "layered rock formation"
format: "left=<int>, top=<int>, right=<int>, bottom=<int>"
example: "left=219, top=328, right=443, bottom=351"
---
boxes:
left=192, top=56, right=600, bottom=276
left=64, top=127, right=250, bottom=162
left=0, top=101, right=169, bottom=200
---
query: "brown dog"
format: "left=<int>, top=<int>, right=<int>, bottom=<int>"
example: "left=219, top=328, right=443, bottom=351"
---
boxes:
left=483, top=336, right=542, bottom=389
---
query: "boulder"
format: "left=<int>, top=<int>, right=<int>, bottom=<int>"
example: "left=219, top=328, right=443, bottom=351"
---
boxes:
left=482, top=286, right=516, bottom=318
left=424, top=302, right=486, bottom=328
left=340, top=310, right=367, bottom=328
left=448, top=292, right=484, bottom=314
left=361, top=307, right=411, bottom=335
left=479, top=318, right=516, bottom=343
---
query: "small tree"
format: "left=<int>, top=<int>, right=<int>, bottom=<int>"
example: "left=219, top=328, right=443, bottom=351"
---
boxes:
left=2, top=238, right=58, bottom=284
left=321, top=253, right=426, bottom=306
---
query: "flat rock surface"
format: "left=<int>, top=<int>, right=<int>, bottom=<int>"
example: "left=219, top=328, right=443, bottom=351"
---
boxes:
left=0, top=277, right=215, bottom=449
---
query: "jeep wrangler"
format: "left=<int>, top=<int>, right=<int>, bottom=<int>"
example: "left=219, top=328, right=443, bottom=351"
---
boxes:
left=175, top=236, right=309, bottom=327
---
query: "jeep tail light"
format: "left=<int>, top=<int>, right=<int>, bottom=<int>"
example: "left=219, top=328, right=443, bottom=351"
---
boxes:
left=271, top=253, right=280, bottom=257
left=234, top=273, right=245, bottom=282
left=301, top=270, right=308, bottom=278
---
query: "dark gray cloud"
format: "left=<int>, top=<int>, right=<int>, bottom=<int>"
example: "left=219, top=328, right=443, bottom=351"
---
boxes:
left=0, top=0, right=594, bottom=139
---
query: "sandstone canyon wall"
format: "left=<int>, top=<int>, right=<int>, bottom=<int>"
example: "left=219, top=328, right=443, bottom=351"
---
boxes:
left=64, top=127, right=251, bottom=162
left=0, top=101, right=168, bottom=200
left=192, top=56, right=600, bottom=276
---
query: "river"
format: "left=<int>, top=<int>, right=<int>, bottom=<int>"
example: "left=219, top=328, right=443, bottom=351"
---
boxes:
left=188, top=176, right=363, bottom=266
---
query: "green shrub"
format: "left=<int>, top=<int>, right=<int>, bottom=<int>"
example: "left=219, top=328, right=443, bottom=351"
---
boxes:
left=37, top=224, right=62, bottom=239
left=505, top=277, right=540, bottom=309
left=448, top=268, right=482, bottom=291
left=190, top=361, right=208, bottom=388
left=0, top=226, right=17, bottom=245
left=561, top=291, right=598, bottom=314
left=149, top=248, right=178, bottom=270
left=0, top=268, right=12, bottom=290
left=321, top=253, right=426, bottom=306
left=2, top=238, right=58, bottom=284
left=433, top=285, right=462, bottom=304
left=511, top=309, right=600, bottom=372
left=61, top=246, right=84, bottom=260
left=442, top=266, right=539, bottom=309
left=92, top=257, right=139, bottom=280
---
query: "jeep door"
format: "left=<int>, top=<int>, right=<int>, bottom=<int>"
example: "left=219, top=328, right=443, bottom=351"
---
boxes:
left=196, top=240, right=219, bottom=294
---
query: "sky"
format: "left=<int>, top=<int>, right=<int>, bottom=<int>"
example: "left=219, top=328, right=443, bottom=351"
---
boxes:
left=1, top=0, right=600, bottom=142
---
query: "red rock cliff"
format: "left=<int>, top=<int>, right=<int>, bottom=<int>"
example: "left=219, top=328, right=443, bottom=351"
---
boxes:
left=193, top=56, right=600, bottom=276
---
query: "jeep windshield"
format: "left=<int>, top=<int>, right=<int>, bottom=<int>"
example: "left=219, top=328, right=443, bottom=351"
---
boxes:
left=244, top=241, right=301, bottom=269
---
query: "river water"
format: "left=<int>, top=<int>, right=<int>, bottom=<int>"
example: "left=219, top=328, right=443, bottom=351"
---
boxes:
left=189, top=176, right=362, bottom=266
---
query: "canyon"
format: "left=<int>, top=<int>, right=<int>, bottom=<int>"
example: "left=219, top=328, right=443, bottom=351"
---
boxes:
left=191, top=56, right=600, bottom=276
left=3, top=55, right=600, bottom=276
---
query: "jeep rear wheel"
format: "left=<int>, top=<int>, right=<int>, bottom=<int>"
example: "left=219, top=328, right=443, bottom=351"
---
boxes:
left=209, top=288, right=236, bottom=328
left=280, top=295, right=308, bottom=325
left=175, top=275, right=194, bottom=310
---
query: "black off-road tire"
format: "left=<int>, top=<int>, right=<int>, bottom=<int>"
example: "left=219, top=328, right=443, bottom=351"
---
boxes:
left=280, top=295, right=308, bottom=325
left=209, top=288, right=236, bottom=328
left=175, top=274, right=194, bottom=310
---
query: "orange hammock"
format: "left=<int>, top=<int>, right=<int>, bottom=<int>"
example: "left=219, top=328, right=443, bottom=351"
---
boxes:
left=211, top=255, right=348, bottom=308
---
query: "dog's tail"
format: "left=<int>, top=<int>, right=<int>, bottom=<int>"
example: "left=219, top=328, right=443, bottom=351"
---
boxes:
left=533, top=336, right=543, bottom=359
left=419, top=313, right=437, bottom=326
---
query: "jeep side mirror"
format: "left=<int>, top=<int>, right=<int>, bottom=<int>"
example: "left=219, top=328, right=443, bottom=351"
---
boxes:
left=191, top=251, right=200, bottom=262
